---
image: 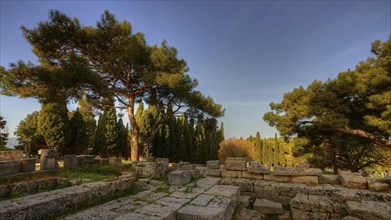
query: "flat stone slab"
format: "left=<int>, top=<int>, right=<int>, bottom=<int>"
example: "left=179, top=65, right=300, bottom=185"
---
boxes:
left=155, top=196, right=190, bottom=209
left=115, top=212, right=162, bottom=220
left=254, top=198, right=284, bottom=214
left=196, top=177, right=221, bottom=189
left=339, top=171, right=367, bottom=189
left=190, top=194, right=216, bottom=207
left=347, top=201, right=391, bottom=220
left=204, top=185, right=240, bottom=199
left=134, top=203, right=176, bottom=220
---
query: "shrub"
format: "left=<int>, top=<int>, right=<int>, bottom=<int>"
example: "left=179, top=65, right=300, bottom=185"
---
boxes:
left=219, top=138, right=258, bottom=164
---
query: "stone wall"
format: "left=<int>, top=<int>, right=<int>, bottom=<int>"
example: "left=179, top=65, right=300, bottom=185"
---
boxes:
left=0, top=177, right=59, bottom=198
left=0, top=150, right=23, bottom=161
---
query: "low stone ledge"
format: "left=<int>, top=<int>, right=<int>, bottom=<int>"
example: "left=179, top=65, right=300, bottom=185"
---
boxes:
left=339, top=171, right=367, bottom=190
left=206, top=160, right=220, bottom=169
left=291, top=175, right=318, bottom=186
left=19, top=158, right=36, bottom=173
left=254, top=198, right=284, bottom=214
left=204, top=168, right=221, bottom=177
left=0, top=160, right=20, bottom=176
left=221, top=169, right=242, bottom=178
left=168, top=170, right=192, bottom=186
left=76, top=155, right=96, bottom=165
left=319, top=174, right=341, bottom=185
left=0, top=175, right=135, bottom=219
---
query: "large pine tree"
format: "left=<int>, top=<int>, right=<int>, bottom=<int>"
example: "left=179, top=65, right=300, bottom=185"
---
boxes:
left=0, top=116, right=9, bottom=149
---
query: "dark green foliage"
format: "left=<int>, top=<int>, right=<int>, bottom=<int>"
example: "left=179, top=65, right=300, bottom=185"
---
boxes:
left=93, top=113, right=106, bottom=156
left=255, top=132, right=262, bottom=161
left=38, top=101, right=70, bottom=152
left=0, top=116, right=9, bottom=149
left=68, top=108, right=88, bottom=154
left=15, top=112, right=46, bottom=155
left=117, top=118, right=130, bottom=159
left=104, top=106, right=118, bottom=157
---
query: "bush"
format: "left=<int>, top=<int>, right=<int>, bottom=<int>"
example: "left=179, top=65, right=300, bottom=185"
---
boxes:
left=219, top=138, right=258, bottom=164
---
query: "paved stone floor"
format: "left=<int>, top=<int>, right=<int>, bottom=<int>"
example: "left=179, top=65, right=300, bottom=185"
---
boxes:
left=62, top=177, right=240, bottom=220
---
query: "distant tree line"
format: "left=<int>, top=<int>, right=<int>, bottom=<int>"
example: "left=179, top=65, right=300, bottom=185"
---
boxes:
left=135, top=102, right=224, bottom=163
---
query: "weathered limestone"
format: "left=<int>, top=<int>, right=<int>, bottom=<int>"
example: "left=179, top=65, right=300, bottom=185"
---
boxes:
left=347, top=201, right=391, bottom=220
left=220, top=178, right=254, bottom=192
left=168, top=170, right=192, bottom=186
left=63, top=155, right=77, bottom=168
left=19, top=158, right=36, bottom=173
left=367, top=178, right=390, bottom=192
left=40, top=149, right=59, bottom=171
left=205, top=184, right=240, bottom=199
left=0, top=175, right=135, bottom=220
left=0, top=150, right=23, bottom=161
left=264, top=174, right=292, bottom=182
left=204, top=168, right=221, bottom=177
left=96, top=158, right=109, bottom=165
left=319, top=174, right=341, bottom=185
left=247, top=161, right=270, bottom=174
left=155, top=157, right=169, bottom=164
left=235, top=208, right=265, bottom=220
left=225, top=157, right=246, bottom=171
left=339, top=171, right=367, bottom=189
left=221, top=169, right=242, bottom=178
left=76, top=155, right=95, bottom=165
left=254, top=198, right=284, bottom=214
left=291, top=175, right=318, bottom=186
left=109, top=157, right=122, bottom=165
left=206, top=160, right=220, bottom=169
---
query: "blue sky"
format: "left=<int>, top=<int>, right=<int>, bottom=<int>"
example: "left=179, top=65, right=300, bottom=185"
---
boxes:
left=1, top=1, right=390, bottom=141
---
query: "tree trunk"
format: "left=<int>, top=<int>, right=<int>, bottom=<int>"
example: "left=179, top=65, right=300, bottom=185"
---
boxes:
left=127, top=96, right=140, bottom=161
left=332, top=152, right=338, bottom=175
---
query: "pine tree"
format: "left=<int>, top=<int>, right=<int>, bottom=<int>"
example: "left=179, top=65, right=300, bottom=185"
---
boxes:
left=0, top=116, right=9, bottom=149
left=38, top=101, right=70, bottom=152
left=69, top=108, right=88, bottom=154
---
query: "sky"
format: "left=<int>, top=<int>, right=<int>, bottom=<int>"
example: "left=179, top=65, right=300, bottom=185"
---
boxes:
left=0, top=0, right=390, bottom=144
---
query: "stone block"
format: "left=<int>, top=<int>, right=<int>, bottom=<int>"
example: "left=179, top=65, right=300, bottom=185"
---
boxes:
left=297, top=168, right=322, bottom=176
left=109, top=157, right=122, bottom=165
left=145, top=156, right=155, bottom=162
left=221, top=169, right=242, bottom=178
left=190, top=194, right=215, bottom=207
left=204, top=168, right=221, bottom=177
left=319, top=174, right=341, bottom=185
left=252, top=173, right=264, bottom=180
left=238, top=195, right=251, bottom=208
left=155, top=157, right=169, bottom=163
left=290, top=207, right=310, bottom=220
left=0, top=150, right=23, bottom=161
left=168, top=170, right=192, bottom=186
left=205, top=185, right=240, bottom=199
left=339, top=170, right=367, bottom=189
left=225, top=157, right=246, bottom=171
left=278, top=210, right=292, bottom=220
left=206, top=160, right=220, bottom=169
left=40, top=158, right=59, bottom=170
left=19, top=158, right=36, bottom=173
left=220, top=178, right=254, bottom=192
left=264, top=174, right=292, bottom=182
left=367, top=178, right=390, bottom=192
left=273, top=166, right=295, bottom=176
left=347, top=201, right=391, bottom=220
left=254, top=198, right=284, bottom=214
left=96, top=158, right=109, bottom=166
left=297, top=163, right=310, bottom=168
left=291, top=176, right=318, bottom=186
left=247, top=161, right=270, bottom=174
left=63, top=155, right=77, bottom=168
left=235, top=208, right=265, bottom=220
left=241, top=171, right=253, bottom=179
left=76, top=155, right=95, bottom=165
left=196, top=167, right=206, bottom=176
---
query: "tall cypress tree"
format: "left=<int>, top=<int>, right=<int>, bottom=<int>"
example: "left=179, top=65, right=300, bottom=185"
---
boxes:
left=93, top=113, right=106, bottom=156
left=104, top=105, right=118, bottom=157
left=117, top=118, right=129, bottom=158
left=69, top=108, right=88, bottom=154
left=274, top=133, right=280, bottom=165
left=255, top=132, right=262, bottom=162
left=262, top=138, right=267, bottom=164
left=38, top=101, right=70, bottom=153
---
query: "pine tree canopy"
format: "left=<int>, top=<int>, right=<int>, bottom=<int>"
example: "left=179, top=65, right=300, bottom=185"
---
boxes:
left=264, top=37, right=391, bottom=148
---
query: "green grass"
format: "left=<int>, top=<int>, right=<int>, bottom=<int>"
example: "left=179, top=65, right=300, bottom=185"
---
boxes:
left=41, top=184, right=145, bottom=220
left=153, top=187, right=170, bottom=194
left=59, top=164, right=122, bottom=182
